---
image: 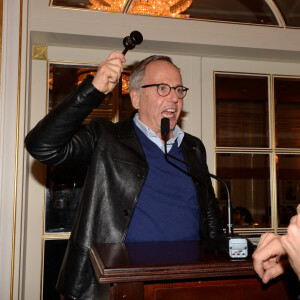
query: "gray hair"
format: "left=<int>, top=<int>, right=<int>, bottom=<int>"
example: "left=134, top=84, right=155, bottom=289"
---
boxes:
left=129, top=55, right=179, bottom=93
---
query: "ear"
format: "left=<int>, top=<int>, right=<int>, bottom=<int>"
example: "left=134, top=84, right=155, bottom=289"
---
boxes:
left=130, top=90, right=140, bottom=110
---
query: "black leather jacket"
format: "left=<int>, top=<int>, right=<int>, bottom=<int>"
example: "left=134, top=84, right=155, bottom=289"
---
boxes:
left=25, top=76, right=223, bottom=299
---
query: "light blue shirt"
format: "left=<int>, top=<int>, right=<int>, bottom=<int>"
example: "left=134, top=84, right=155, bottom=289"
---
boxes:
left=133, top=113, right=184, bottom=153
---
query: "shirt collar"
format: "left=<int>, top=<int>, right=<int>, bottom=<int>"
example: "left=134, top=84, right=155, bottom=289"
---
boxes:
left=133, top=112, right=184, bottom=151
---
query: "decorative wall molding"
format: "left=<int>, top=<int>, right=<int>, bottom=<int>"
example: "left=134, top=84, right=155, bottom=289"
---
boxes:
left=32, top=45, right=47, bottom=60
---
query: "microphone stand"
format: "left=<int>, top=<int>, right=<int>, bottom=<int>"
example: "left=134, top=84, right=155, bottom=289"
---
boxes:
left=161, top=118, right=253, bottom=257
left=161, top=119, right=233, bottom=236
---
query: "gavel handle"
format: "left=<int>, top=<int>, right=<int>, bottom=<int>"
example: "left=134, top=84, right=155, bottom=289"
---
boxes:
left=122, top=48, right=129, bottom=55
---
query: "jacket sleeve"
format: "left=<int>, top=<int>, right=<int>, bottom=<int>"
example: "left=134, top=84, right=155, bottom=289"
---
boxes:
left=25, top=75, right=107, bottom=166
left=196, top=140, right=224, bottom=239
left=206, top=173, right=224, bottom=239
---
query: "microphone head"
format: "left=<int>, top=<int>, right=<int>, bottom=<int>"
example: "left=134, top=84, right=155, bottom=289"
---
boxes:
left=161, top=118, right=170, bottom=142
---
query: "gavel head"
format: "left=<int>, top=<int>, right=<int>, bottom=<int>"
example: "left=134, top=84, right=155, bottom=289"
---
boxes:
left=123, top=31, right=143, bottom=51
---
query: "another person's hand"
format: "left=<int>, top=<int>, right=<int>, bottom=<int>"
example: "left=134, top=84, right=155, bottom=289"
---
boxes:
left=252, top=232, right=289, bottom=283
left=92, top=51, right=126, bottom=94
left=281, top=204, right=300, bottom=281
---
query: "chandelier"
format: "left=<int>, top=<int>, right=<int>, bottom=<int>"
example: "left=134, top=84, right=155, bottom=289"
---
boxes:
left=88, top=0, right=126, bottom=12
left=88, top=0, right=192, bottom=18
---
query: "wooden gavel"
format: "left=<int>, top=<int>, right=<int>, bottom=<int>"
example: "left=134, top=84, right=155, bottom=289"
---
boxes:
left=122, top=31, right=143, bottom=55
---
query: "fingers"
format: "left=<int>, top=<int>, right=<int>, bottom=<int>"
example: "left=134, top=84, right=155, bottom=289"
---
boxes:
left=281, top=215, right=300, bottom=281
left=289, top=215, right=297, bottom=225
left=252, top=233, right=286, bottom=282
left=92, top=51, right=126, bottom=94
left=282, top=223, right=300, bottom=260
left=253, top=205, right=300, bottom=284
left=261, top=259, right=287, bottom=284
left=283, top=207, right=300, bottom=253
left=281, top=235, right=292, bottom=252
left=106, top=51, right=126, bottom=62
left=256, top=232, right=278, bottom=248
left=297, top=207, right=300, bottom=227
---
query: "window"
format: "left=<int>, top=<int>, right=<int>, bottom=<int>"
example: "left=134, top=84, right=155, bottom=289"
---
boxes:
left=215, top=72, right=300, bottom=232
left=274, top=76, right=300, bottom=227
left=215, top=73, right=271, bottom=230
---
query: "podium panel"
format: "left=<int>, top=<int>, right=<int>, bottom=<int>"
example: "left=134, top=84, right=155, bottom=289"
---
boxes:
left=90, top=241, right=298, bottom=300
left=143, top=277, right=294, bottom=300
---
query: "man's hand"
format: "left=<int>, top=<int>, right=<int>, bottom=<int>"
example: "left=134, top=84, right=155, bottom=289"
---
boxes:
left=281, top=204, right=300, bottom=281
left=92, top=51, right=126, bottom=94
left=252, top=232, right=288, bottom=284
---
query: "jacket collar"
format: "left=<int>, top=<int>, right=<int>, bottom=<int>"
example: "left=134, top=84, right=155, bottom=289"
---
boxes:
left=116, top=110, right=138, bottom=138
left=114, top=111, right=147, bottom=166
left=181, top=134, right=209, bottom=184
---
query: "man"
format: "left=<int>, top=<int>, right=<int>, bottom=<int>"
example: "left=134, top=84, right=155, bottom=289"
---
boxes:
left=25, top=51, right=223, bottom=299
left=252, top=204, right=300, bottom=284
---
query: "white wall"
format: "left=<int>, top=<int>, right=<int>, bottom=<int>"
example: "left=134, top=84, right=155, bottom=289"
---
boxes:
left=29, top=1, right=300, bottom=61
left=0, top=0, right=21, bottom=299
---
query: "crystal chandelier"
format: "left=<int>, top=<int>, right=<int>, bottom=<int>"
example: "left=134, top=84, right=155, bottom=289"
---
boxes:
left=88, top=0, right=192, bottom=18
left=88, top=0, right=126, bottom=12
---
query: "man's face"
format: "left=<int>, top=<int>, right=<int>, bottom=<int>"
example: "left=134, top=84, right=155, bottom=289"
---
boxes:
left=131, top=60, right=183, bottom=139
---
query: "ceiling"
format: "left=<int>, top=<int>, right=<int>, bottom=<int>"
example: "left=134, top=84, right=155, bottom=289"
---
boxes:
left=50, top=0, right=300, bottom=28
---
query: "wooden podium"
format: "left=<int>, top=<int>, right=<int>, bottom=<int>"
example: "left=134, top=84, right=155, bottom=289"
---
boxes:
left=90, top=240, right=298, bottom=300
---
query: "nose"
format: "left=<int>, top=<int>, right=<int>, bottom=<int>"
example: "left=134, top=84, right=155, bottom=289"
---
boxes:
left=167, top=87, right=179, bottom=103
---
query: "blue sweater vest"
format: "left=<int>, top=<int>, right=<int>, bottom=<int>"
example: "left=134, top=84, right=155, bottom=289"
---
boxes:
left=125, top=126, right=200, bottom=242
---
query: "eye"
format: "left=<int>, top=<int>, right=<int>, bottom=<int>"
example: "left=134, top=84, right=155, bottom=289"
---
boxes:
left=158, top=84, right=168, bottom=92
left=176, top=87, right=184, bottom=93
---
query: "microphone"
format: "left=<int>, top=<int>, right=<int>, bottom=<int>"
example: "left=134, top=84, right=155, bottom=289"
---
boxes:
left=122, top=31, right=143, bottom=55
left=161, top=117, right=170, bottom=142
left=161, top=118, right=194, bottom=176
left=160, top=118, right=253, bottom=257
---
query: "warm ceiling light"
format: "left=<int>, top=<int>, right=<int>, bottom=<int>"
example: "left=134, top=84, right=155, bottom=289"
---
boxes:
left=130, top=0, right=192, bottom=17
left=88, top=0, right=126, bottom=12
left=77, top=69, right=96, bottom=86
left=89, top=0, right=192, bottom=18
left=122, top=72, right=130, bottom=95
